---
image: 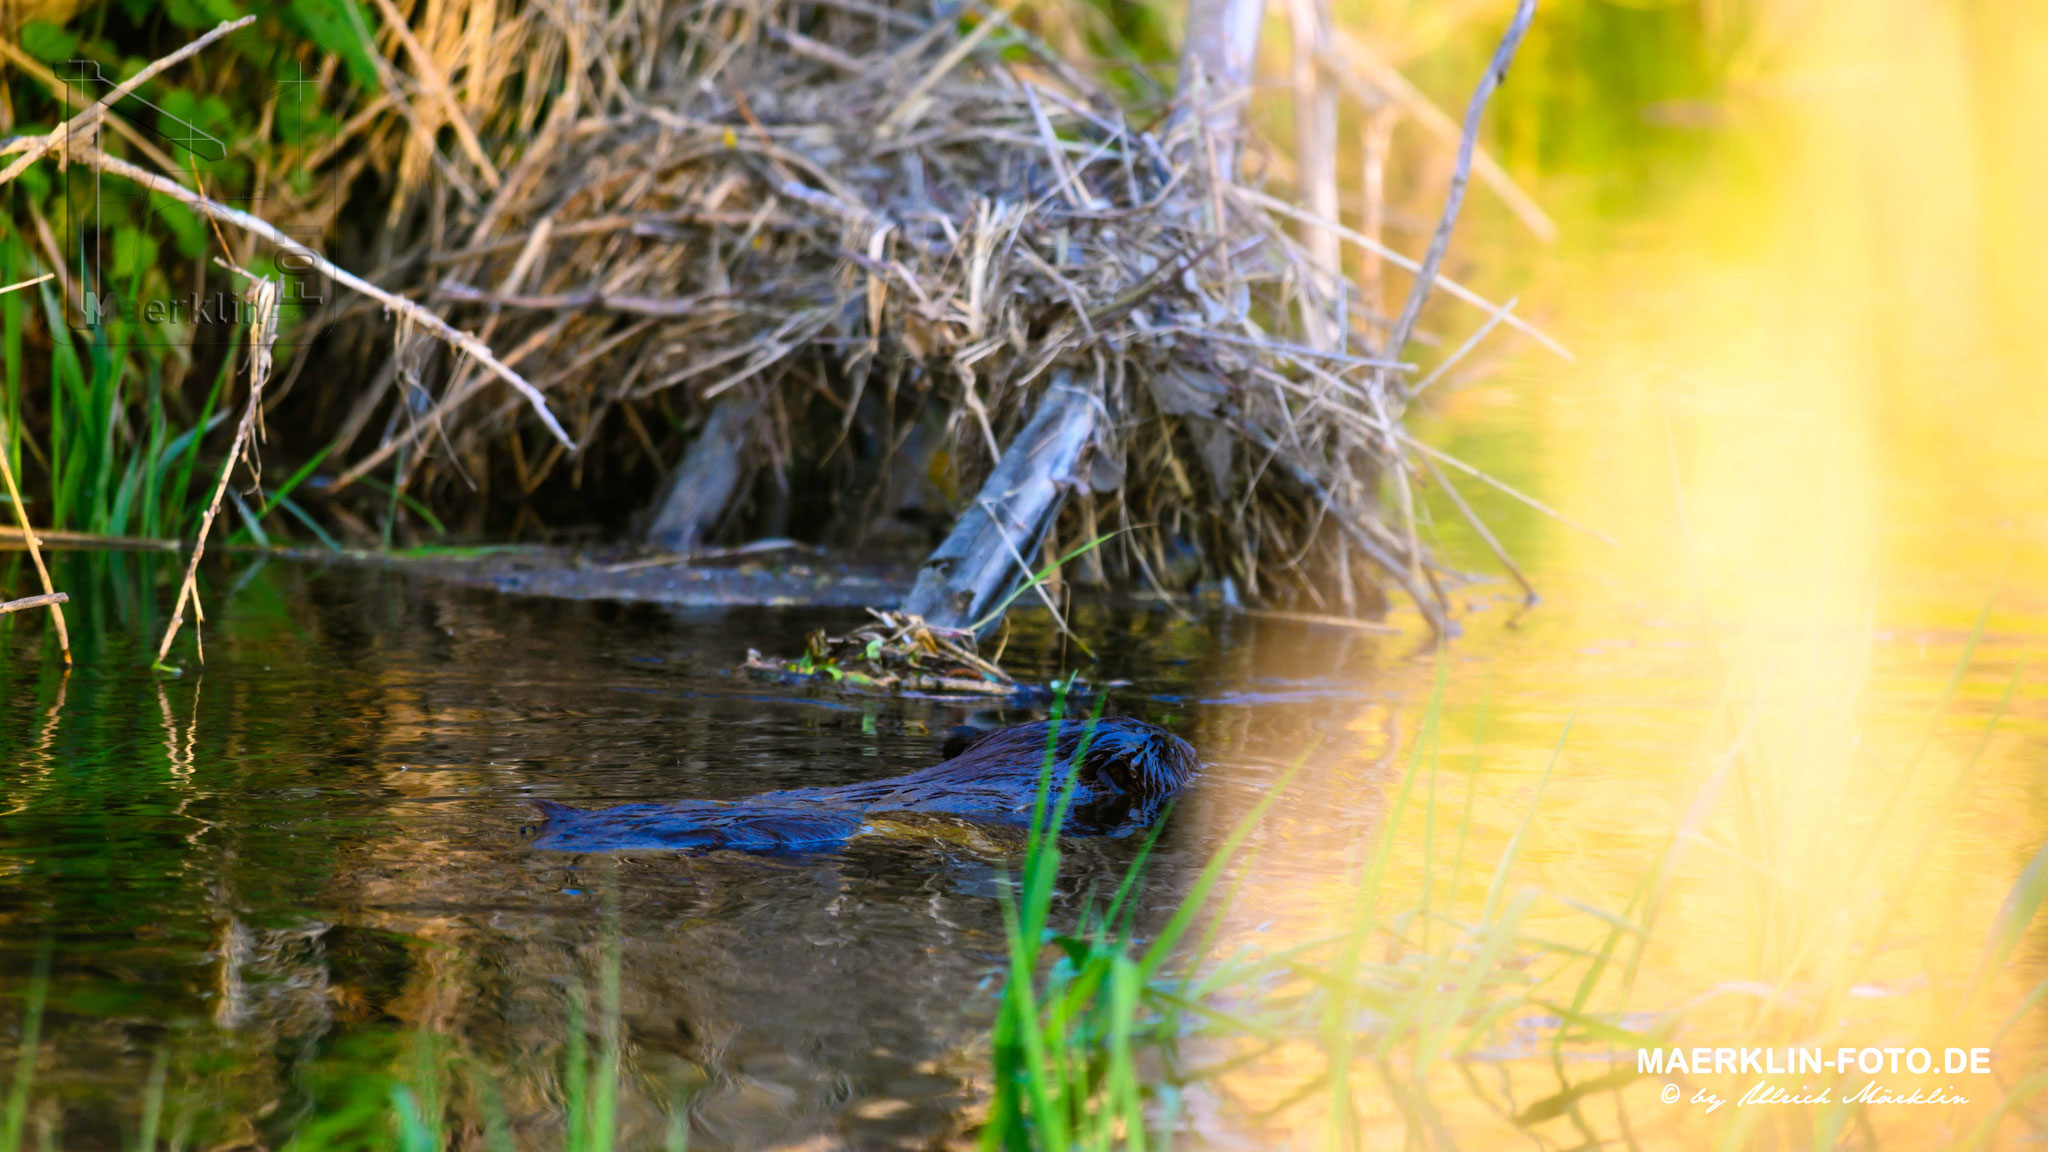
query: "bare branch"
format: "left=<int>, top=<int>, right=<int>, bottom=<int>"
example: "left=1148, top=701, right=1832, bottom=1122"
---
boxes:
left=1385, top=0, right=1539, bottom=358
left=77, top=148, right=574, bottom=451
left=0, top=15, right=256, bottom=190
left=0, top=592, right=70, bottom=615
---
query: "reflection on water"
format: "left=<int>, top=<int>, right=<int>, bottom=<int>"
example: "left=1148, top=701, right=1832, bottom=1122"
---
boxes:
left=2, top=2, right=2045, bottom=1148
left=1197, top=0, right=2048, bottom=1146
left=0, top=555, right=1406, bottom=1149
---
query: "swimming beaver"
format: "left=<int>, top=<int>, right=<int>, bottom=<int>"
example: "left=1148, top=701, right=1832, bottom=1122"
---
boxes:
left=531, top=718, right=1199, bottom=852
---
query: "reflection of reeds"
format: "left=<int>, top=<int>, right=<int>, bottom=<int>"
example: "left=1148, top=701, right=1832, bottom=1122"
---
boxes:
left=0, top=887, right=688, bottom=1152
left=981, top=637, right=2048, bottom=1150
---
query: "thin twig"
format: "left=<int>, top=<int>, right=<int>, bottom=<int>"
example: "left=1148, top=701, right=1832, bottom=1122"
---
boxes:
left=0, top=273, right=53, bottom=297
left=67, top=147, right=573, bottom=450
left=156, top=270, right=281, bottom=669
left=1317, top=29, right=1556, bottom=242
left=877, top=0, right=1025, bottom=135
left=436, top=280, right=730, bottom=317
left=1236, top=186, right=1572, bottom=361
left=1233, top=414, right=1448, bottom=638
left=1409, top=296, right=1516, bottom=399
left=1416, top=449, right=1537, bottom=607
left=0, top=592, right=69, bottom=615
left=0, top=15, right=256, bottom=190
left=0, top=417, right=69, bottom=663
left=0, top=38, right=182, bottom=176
left=1402, top=432, right=1617, bottom=546
left=1385, top=0, right=1539, bottom=358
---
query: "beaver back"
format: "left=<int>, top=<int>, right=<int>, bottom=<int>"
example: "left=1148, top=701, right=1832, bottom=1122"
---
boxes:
left=532, top=717, right=1199, bottom=851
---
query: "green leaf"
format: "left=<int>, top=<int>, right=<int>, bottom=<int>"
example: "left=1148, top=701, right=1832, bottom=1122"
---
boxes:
left=19, top=21, right=79, bottom=63
left=155, top=199, right=208, bottom=261
left=285, top=0, right=382, bottom=89
left=111, top=228, right=159, bottom=281
left=1981, top=838, right=2048, bottom=989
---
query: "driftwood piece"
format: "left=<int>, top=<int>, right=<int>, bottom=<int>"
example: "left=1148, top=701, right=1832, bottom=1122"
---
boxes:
left=645, top=391, right=757, bottom=553
left=901, top=382, right=1098, bottom=632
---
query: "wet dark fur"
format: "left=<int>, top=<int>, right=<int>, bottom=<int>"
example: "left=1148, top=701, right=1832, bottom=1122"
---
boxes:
left=531, top=718, right=1200, bottom=852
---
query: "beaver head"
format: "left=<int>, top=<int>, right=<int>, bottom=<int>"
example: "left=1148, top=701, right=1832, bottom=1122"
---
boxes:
left=939, top=717, right=1199, bottom=829
left=1073, top=719, right=1200, bottom=800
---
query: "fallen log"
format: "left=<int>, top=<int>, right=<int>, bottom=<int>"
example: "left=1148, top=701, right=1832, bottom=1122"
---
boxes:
left=900, top=380, right=1099, bottom=633
left=644, top=390, right=757, bottom=554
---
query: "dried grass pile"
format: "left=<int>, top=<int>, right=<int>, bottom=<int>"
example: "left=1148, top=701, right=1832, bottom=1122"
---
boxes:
left=318, top=0, right=1549, bottom=631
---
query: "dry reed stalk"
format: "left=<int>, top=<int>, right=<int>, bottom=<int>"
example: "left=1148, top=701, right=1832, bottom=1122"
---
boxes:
left=37, top=147, right=575, bottom=450
left=0, top=37, right=184, bottom=176
left=0, top=273, right=53, bottom=296
left=155, top=270, right=281, bottom=669
left=0, top=433, right=69, bottom=663
left=0, top=13, right=574, bottom=482
left=1319, top=27, right=1556, bottom=243
left=0, top=265, right=68, bottom=661
left=0, top=528, right=180, bottom=551
left=1235, top=185, right=1571, bottom=358
left=1286, top=0, right=1342, bottom=349
left=1358, top=103, right=1397, bottom=322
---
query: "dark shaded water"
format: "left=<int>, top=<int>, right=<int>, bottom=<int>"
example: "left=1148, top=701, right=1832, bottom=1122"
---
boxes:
left=0, top=551, right=1401, bottom=1150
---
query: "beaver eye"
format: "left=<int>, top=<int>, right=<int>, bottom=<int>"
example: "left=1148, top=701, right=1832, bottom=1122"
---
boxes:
left=941, top=726, right=989, bottom=760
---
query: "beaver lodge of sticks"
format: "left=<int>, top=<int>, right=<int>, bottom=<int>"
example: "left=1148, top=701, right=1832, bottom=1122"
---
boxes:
left=1, top=0, right=1561, bottom=666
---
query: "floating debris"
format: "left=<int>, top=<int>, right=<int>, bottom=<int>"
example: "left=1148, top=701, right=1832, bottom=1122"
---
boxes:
left=742, top=610, right=1016, bottom=695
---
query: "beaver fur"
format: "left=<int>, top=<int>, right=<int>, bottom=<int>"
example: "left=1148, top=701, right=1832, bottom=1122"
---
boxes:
left=531, top=717, right=1200, bottom=852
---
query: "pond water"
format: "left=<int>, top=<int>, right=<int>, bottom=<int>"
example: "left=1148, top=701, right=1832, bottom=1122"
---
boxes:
left=5, top=1, right=2048, bottom=1149
left=1194, top=1, right=2048, bottom=1146
left=0, top=554, right=1406, bottom=1149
